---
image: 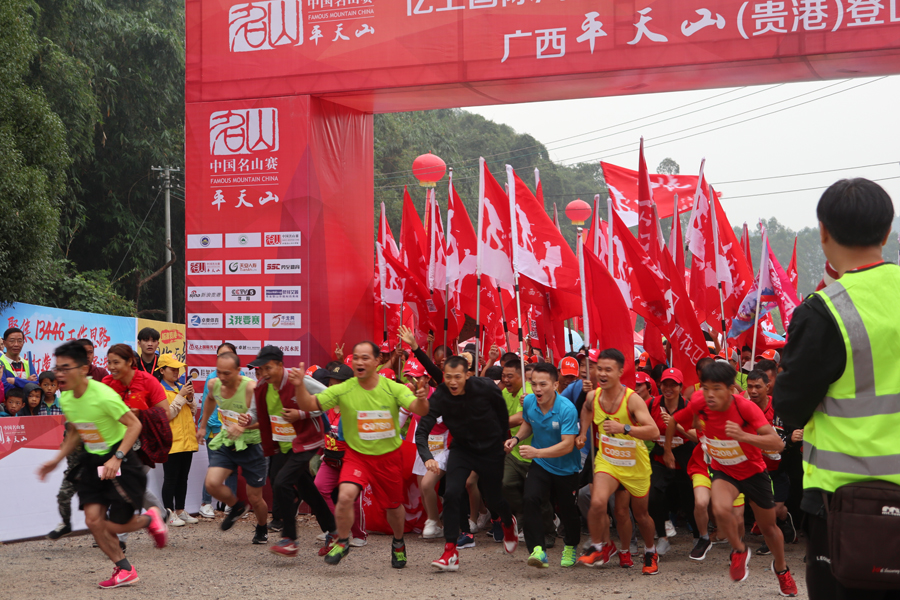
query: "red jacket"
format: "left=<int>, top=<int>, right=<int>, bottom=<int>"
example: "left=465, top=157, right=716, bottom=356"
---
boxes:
left=254, top=371, right=325, bottom=457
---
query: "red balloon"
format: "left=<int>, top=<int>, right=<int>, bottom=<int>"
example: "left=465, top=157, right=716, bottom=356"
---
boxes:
left=412, top=153, right=446, bottom=188
left=565, top=198, right=591, bottom=225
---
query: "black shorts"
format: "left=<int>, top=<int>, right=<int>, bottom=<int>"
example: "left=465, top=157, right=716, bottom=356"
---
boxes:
left=75, top=445, right=147, bottom=524
left=770, top=470, right=790, bottom=503
left=710, top=469, right=775, bottom=510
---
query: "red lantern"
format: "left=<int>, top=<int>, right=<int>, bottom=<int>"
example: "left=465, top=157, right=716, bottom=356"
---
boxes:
left=412, top=153, right=447, bottom=188
left=565, top=199, right=592, bottom=226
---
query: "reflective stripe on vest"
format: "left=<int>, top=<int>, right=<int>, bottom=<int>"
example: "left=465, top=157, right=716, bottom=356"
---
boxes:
left=804, top=266, right=900, bottom=492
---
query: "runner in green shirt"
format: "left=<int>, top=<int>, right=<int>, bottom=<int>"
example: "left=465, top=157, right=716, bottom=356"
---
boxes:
left=37, top=341, right=167, bottom=589
left=293, top=341, right=430, bottom=568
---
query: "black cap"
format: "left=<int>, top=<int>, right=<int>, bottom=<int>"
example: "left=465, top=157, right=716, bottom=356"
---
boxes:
left=247, top=345, right=283, bottom=368
left=325, top=363, right=353, bottom=382
left=463, top=343, right=476, bottom=354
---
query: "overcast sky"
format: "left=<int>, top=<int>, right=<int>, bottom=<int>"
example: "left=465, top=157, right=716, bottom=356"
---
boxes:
left=463, top=75, right=900, bottom=232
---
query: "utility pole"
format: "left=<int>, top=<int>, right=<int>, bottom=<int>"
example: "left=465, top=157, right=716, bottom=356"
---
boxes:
left=151, top=165, right=180, bottom=323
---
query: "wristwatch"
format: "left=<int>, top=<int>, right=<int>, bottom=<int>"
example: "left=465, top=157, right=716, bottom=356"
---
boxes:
left=511, top=435, right=520, bottom=444
left=623, top=425, right=632, bottom=436
left=114, top=450, right=125, bottom=460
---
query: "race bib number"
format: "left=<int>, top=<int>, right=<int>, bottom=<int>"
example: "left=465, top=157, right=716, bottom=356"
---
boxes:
left=219, top=409, right=241, bottom=429
left=764, top=450, right=782, bottom=462
left=74, top=422, right=108, bottom=452
left=600, top=434, right=637, bottom=467
left=656, top=436, right=684, bottom=447
left=703, top=436, right=748, bottom=466
left=270, top=415, right=296, bottom=442
left=428, top=434, right=446, bottom=453
left=357, top=410, right=395, bottom=440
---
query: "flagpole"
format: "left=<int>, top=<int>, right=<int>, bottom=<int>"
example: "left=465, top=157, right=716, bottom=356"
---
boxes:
left=593, top=194, right=601, bottom=255
left=606, top=197, right=614, bottom=273
left=708, top=181, right=729, bottom=357
left=750, top=224, right=765, bottom=371
left=498, top=285, right=512, bottom=350
left=475, top=158, right=487, bottom=368
left=507, top=165, right=527, bottom=377
left=378, top=203, right=389, bottom=343
left=577, top=227, right=591, bottom=353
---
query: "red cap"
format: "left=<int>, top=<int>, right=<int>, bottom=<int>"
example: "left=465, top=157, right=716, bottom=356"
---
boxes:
left=638, top=351, right=649, bottom=368
left=635, top=371, right=652, bottom=385
left=757, top=349, right=779, bottom=361
left=403, top=359, right=426, bottom=378
left=305, top=365, right=320, bottom=377
left=380, top=341, right=391, bottom=353
left=661, top=368, right=684, bottom=385
left=577, top=348, right=601, bottom=363
left=558, top=356, right=579, bottom=377
left=379, top=368, right=395, bottom=379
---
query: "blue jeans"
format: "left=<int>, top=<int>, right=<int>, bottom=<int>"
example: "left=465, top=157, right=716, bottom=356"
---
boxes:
left=202, top=444, right=237, bottom=504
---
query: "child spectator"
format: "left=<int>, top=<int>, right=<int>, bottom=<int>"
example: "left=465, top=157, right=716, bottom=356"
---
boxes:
left=20, top=382, right=43, bottom=416
left=38, top=371, right=63, bottom=415
left=2, top=388, right=25, bottom=416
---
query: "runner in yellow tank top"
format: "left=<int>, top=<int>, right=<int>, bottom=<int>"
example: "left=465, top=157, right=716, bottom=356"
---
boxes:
left=575, top=349, right=661, bottom=575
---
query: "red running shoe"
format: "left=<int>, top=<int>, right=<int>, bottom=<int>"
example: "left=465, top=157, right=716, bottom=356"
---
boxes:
left=618, top=550, right=634, bottom=568
left=750, top=521, right=761, bottom=536
left=431, top=543, right=460, bottom=572
left=773, top=562, right=798, bottom=597
left=270, top=538, right=299, bottom=557
left=642, top=551, right=659, bottom=575
left=145, top=507, right=167, bottom=549
left=730, top=547, right=751, bottom=582
left=98, top=566, right=139, bottom=589
left=577, top=541, right=618, bottom=567
left=502, top=516, right=518, bottom=554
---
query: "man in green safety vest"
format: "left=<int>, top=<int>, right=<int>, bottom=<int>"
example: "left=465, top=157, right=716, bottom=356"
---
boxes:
left=774, top=178, right=900, bottom=600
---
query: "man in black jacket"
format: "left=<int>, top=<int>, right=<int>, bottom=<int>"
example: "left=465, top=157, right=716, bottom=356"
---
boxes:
left=416, top=356, right=518, bottom=572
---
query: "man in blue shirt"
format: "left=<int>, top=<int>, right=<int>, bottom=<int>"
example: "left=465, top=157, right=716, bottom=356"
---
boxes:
left=505, top=362, right=582, bottom=569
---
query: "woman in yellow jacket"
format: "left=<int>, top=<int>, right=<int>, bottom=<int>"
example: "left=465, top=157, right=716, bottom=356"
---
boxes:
left=157, top=354, right=199, bottom=527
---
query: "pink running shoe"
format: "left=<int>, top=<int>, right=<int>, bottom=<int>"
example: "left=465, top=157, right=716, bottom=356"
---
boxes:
left=98, top=566, right=139, bottom=589
left=146, top=507, right=168, bottom=548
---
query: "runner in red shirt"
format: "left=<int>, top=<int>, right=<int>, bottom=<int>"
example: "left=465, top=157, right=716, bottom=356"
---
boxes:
left=666, top=361, right=797, bottom=596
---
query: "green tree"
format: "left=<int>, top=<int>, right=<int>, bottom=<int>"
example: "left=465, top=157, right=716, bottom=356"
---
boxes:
left=657, top=158, right=680, bottom=175
left=0, top=0, right=69, bottom=309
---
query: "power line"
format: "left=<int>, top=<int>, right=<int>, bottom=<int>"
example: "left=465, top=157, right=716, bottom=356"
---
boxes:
left=111, top=187, right=164, bottom=282
left=719, top=175, right=900, bottom=201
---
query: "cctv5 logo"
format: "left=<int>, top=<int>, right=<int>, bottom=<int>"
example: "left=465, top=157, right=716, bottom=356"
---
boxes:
left=210, top=109, right=278, bottom=156
left=229, top=0, right=302, bottom=53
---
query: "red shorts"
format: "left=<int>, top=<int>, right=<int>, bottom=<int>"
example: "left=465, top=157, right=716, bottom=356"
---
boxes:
left=339, top=446, right=404, bottom=509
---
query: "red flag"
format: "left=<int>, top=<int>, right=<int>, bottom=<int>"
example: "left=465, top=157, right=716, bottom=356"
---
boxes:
left=583, top=248, right=636, bottom=389
left=477, top=159, right=515, bottom=287
left=711, top=189, right=753, bottom=336
left=376, top=203, right=403, bottom=343
left=637, top=138, right=662, bottom=266
left=787, top=237, right=799, bottom=295
left=668, top=197, right=686, bottom=286
left=613, top=210, right=708, bottom=388
left=585, top=202, right=609, bottom=265
left=602, top=161, right=698, bottom=227
left=740, top=222, right=754, bottom=273
left=687, top=165, right=716, bottom=325
left=427, top=191, right=464, bottom=346
left=399, top=188, right=434, bottom=345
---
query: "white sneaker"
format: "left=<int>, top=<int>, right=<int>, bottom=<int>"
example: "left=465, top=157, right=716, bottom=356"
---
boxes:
left=630, top=539, right=639, bottom=555
left=476, top=511, right=491, bottom=532
left=179, top=511, right=199, bottom=524
left=349, top=536, right=367, bottom=547
left=199, top=504, right=215, bottom=519
left=316, top=532, right=328, bottom=542
left=656, top=536, right=671, bottom=556
left=423, top=519, right=443, bottom=539
left=468, top=519, right=479, bottom=533
left=665, top=520, right=676, bottom=538
left=224, top=505, right=232, bottom=515
left=167, top=510, right=185, bottom=527
left=518, top=530, right=525, bottom=542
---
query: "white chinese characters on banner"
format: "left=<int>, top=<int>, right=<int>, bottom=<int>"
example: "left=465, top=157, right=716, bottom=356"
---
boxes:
left=210, top=109, right=279, bottom=156
left=229, top=0, right=303, bottom=52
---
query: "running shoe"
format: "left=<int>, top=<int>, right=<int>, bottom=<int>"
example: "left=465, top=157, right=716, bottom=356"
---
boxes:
left=267, top=519, right=283, bottom=532
left=98, top=566, right=139, bottom=589
left=199, top=504, right=215, bottom=519
left=220, top=501, right=247, bottom=531
left=756, top=541, right=771, bottom=555
left=476, top=511, right=491, bottom=532
left=642, top=551, right=659, bottom=575
left=47, top=523, right=72, bottom=540
left=502, top=516, right=519, bottom=554
left=167, top=509, right=185, bottom=528
left=252, top=526, right=268, bottom=545
left=423, top=519, right=443, bottom=539
left=349, top=536, right=367, bottom=547
left=318, top=534, right=335, bottom=557
left=270, top=538, right=299, bottom=557
left=656, top=536, right=671, bottom=556
left=690, top=537, right=712, bottom=561
left=618, top=550, right=634, bottom=569
left=750, top=521, right=761, bottom=536
left=730, top=547, right=751, bottom=582
left=456, top=533, right=476, bottom=549
left=561, top=545, right=578, bottom=568
left=490, top=518, right=503, bottom=543
left=178, top=511, right=199, bottom=524
left=431, top=543, right=460, bottom=572
left=324, top=539, right=350, bottom=565
left=773, top=562, right=798, bottom=597
left=146, top=507, right=168, bottom=549
left=544, top=534, right=556, bottom=549
left=391, top=541, right=407, bottom=569
left=577, top=541, right=618, bottom=567
left=665, top=520, right=676, bottom=538
left=316, top=531, right=328, bottom=542
left=527, top=546, right=549, bottom=568
left=781, top=513, right=798, bottom=544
